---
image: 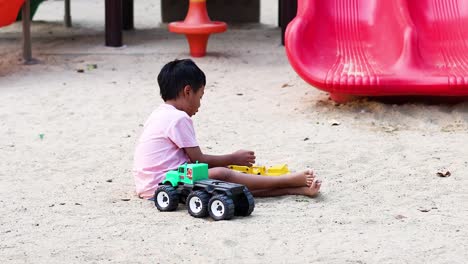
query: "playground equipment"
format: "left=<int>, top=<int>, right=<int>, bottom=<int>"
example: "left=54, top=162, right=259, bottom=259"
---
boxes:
left=0, top=0, right=35, bottom=64
left=168, top=0, right=227, bottom=57
left=1, top=0, right=71, bottom=63
left=0, top=0, right=47, bottom=26
left=16, top=0, right=46, bottom=21
left=155, top=163, right=254, bottom=221
left=0, top=0, right=25, bottom=27
left=285, top=0, right=468, bottom=102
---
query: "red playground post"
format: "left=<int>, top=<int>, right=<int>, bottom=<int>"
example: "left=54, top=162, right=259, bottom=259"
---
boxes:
left=168, top=0, right=227, bottom=57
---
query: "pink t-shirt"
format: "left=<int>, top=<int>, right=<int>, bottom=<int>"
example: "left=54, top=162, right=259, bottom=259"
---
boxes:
left=133, top=104, right=198, bottom=199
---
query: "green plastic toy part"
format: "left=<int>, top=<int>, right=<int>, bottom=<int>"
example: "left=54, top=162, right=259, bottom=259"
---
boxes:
left=162, top=162, right=209, bottom=187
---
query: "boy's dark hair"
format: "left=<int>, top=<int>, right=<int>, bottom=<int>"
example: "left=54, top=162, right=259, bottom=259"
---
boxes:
left=157, top=59, right=206, bottom=101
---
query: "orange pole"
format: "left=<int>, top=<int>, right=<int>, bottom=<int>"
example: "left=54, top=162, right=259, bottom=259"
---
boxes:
left=168, top=0, right=227, bottom=57
left=184, top=0, right=210, bottom=24
left=186, top=34, right=210, bottom=57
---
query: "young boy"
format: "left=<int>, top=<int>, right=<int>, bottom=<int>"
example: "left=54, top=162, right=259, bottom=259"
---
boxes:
left=133, top=59, right=321, bottom=199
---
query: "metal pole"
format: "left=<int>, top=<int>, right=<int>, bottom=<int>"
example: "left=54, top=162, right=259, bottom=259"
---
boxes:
left=22, top=0, right=33, bottom=64
left=105, top=0, right=123, bottom=47
left=122, top=0, right=134, bottom=30
left=279, top=0, right=297, bottom=46
left=64, top=0, right=72, bottom=27
left=278, top=0, right=282, bottom=27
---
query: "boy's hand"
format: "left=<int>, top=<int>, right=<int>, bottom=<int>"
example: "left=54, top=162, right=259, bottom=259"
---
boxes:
left=232, top=150, right=256, bottom=166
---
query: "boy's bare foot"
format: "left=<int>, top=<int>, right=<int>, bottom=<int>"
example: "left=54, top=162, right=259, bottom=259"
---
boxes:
left=287, top=168, right=316, bottom=187
left=299, top=178, right=322, bottom=197
left=305, top=168, right=315, bottom=187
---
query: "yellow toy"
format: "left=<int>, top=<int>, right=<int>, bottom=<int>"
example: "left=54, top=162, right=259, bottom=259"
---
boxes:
left=228, top=164, right=290, bottom=176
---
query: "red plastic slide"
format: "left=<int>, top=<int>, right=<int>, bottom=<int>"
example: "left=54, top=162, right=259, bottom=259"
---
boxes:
left=0, top=0, right=25, bottom=27
left=285, top=0, right=468, bottom=102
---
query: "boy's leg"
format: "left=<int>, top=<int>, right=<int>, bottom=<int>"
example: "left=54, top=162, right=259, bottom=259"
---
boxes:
left=251, top=179, right=321, bottom=197
left=208, top=167, right=316, bottom=191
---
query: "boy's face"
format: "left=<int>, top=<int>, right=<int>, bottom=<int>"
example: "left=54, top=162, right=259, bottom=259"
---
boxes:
left=186, top=85, right=204, bottom=116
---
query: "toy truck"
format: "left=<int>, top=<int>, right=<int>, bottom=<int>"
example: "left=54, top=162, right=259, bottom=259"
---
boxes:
left=228, top=164, right=290, bottom=176
left=154, top=162, right=254, bottom=221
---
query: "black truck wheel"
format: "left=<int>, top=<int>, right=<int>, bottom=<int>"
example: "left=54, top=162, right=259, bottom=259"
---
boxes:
left=208, top=194, right=235, bottom=221
left=235, top=188, right=255, bottom=216
left=186, top=191, right=210, bottom=218
left=154, top=185, right=179, bottom=211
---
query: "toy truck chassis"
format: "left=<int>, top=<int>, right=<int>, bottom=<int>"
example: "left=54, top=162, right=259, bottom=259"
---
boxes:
left=155, top=179, right=255, bottom=221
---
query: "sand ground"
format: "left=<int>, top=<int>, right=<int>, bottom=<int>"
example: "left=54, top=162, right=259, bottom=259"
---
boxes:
left=1, top=1, right=467, bottom=263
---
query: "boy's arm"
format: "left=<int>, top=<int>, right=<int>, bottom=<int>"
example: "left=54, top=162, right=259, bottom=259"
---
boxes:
left=184, top=146, right=255, bottom=167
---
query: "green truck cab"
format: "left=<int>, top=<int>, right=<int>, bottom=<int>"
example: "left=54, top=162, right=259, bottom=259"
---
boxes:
left=162, top=162, right=208, bottom=186
left=155, top=162, right=254, bottom=221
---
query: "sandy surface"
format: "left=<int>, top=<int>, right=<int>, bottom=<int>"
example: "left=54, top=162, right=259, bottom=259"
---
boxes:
left=1, top=1, right=468, bottom=263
